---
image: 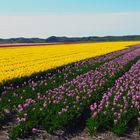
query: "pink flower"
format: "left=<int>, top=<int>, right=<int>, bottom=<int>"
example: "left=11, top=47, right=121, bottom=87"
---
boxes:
left=114, top=120, right=118, bottom=124
left=90, top=105, right=94, bottom=112
left=16, top=117, right=21, bottom=123
left=76, top=96, right=80, bottom=101
left=43, top=102, right=47, bottom=107
left=21, top=118, right=26, bottom=122
left=33, top=107, right=36, bottom=111
left=92, top=112, right=97, bottom=118
left=58, top=112, right=62, bottom=115
left=32, top=128, right=37, bottom=134
left=40, top=108, right=43, bottom=111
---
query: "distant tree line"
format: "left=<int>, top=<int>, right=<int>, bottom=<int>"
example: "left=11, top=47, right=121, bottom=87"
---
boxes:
left=0, top=35, right=140, bottom=44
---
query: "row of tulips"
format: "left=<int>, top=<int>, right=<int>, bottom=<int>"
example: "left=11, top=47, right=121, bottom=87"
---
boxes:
left=8, top=47, right=140, bottom=139
left=1, top=44, right=139, bottom=93
left=87, top=59, right=140, bottom=136
left=1, top=45, right=139, bottom=121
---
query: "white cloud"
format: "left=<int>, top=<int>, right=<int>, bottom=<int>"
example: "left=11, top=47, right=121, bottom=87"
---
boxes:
left=0, top=12, right=140, bottom=38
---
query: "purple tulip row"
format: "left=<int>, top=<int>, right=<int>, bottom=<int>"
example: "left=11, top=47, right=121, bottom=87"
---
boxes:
left=13, top=48, right=140, bottom=135
left=88, top=59, right=140, bottom=135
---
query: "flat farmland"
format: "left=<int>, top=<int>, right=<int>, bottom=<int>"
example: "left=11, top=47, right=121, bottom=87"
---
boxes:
left=0, top=41, right=140, bottom=140
left=1, top=41, right=140, bottom=83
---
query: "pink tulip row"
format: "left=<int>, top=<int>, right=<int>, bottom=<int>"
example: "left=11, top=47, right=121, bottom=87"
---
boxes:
left=88, top=59, right=140, bottom=135
left=14, top=48, right=140, bottom=135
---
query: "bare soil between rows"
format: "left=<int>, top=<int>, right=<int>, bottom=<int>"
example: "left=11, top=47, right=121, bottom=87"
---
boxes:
left=0, top=126, right=139, bottom=140
left=0, top=112, right=139, bottom=140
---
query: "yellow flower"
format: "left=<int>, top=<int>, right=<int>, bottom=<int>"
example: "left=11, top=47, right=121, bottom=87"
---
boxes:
left=0, top=41, right=140, bottom=83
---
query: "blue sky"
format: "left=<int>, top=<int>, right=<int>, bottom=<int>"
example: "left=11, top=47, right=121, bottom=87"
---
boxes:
left=0, top=0, right=140, bottom=14
left=0, top=0, right=140, bottom=38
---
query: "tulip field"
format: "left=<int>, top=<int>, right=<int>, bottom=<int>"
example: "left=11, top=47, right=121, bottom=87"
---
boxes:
left=87, top=59, right=140, bottom=136
left=0, top=41, right=140, bottom=139
left=1, top=41, right=140, bottom=83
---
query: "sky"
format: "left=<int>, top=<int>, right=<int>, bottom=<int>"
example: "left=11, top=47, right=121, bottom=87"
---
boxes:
left=0, top=0, right=140, bottom=38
